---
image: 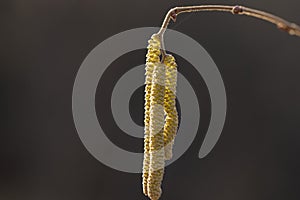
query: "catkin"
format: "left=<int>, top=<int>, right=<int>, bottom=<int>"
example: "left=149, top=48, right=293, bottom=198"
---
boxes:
left=148, top=63, right=165, bottom=200
left=143, top=34, right=161, bottom=196
left=163, top=55, right=178, bottom=160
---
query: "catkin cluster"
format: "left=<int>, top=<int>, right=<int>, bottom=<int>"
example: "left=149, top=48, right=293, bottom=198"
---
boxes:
left=142, top=34, right=178, bottom=200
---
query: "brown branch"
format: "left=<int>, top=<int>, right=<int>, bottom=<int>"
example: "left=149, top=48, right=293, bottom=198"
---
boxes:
left=155, top=5, right=300, bottom=60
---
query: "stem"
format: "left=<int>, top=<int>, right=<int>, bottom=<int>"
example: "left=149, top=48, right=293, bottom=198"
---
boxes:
left=156, top=5, right=300, bottom=60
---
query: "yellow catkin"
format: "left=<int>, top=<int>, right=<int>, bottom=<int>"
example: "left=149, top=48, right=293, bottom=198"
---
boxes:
left=163, top=55, right=178, bottom=160
left=143, top=34, right=161, bottom=196
left=148, top=63, right=165, bottom=200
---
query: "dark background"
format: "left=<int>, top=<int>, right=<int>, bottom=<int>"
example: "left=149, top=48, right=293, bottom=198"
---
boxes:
left=1, top=0, right=300, bottom=199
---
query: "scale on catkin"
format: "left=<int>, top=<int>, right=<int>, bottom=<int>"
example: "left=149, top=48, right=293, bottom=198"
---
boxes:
left=142, top=4, right=300, bottom=200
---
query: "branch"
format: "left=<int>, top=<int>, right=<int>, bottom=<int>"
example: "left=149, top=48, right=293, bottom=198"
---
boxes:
left=155, top=5, right=300, bottom=60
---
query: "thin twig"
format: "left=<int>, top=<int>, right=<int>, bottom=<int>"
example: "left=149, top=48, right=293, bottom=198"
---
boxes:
left=155, top=5, right=300, bottom=61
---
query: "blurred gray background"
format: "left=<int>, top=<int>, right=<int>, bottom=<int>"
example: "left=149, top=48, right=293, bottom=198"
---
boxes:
left=1, top=0, right=300, bottom=199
